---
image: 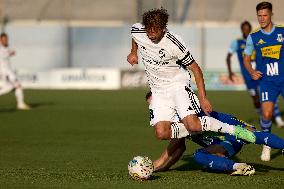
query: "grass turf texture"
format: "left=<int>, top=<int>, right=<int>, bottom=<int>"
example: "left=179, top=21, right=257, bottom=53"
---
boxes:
left=0, top=89, right=283, bottom=188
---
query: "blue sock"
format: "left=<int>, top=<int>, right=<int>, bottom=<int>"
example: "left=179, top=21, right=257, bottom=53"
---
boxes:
left=260, top=119, right=272, bottom=133
left=194, top=149, right=234, bottom=172
left=254, top=131, right=284, bottom=149
left=273, top=102, right=281, bottom=118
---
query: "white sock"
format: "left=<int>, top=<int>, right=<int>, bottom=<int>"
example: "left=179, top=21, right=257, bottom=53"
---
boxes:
left=171, top=122, right=190, bottom=138
left=199, top=116, right=235, bottom=135
left=15, top=87, right=25, bottom=106
left=0, top=84, right=13, bottom=95
left=275, top=116, right=284, bottom=124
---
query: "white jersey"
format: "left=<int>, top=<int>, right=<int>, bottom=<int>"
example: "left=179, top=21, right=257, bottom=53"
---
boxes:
left=0, top=45, right=13, bottom=72
left=131, top=23, right=195, bottom=93
left=0, top=45, right=18, bottom=83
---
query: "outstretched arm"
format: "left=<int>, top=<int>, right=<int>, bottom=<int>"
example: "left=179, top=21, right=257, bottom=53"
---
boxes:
left=154, top=138, right=186, bottom=172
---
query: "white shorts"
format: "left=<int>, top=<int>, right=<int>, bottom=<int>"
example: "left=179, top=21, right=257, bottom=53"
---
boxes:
left=149, top=84, right=201, bottom=126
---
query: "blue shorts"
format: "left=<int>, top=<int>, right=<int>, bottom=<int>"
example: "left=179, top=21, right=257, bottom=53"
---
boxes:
left=259, top=80, right=284, bottom=103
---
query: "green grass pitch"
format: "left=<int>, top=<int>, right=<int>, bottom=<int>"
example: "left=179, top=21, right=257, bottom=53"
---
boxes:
left=0, top=89, right=283, bottom=188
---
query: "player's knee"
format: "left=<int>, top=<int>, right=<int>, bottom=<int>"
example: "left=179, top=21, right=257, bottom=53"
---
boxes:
left=155, top=129, right=169, bottom=140
left=154, top=123, right=171, bottom=140
left=262, top=110, right=273, bottom=120
left=183, top=118, right=201, bottom=132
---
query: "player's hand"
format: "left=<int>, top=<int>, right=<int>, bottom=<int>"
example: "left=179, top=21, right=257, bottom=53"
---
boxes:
left=199, top=97, right=212, bottom=115
left=127, top=53, right=138, bottom=66
left=250, top=70, right=262, bottom=80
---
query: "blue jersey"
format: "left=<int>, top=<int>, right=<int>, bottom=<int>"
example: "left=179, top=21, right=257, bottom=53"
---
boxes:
left=245, top=25, right=284, bottom=82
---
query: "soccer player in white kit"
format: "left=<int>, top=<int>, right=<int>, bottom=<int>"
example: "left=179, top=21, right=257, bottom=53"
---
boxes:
left=0, top=33, right=30, bottom=110
left=127, top=8, right=255, bottom=143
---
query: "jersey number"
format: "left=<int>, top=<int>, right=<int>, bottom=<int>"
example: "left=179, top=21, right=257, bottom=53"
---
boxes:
left=262, top=92, right=269, bottom=101
left=266, top=62, right=279, bottom=76
left=149, top=109, right=154, bottom=120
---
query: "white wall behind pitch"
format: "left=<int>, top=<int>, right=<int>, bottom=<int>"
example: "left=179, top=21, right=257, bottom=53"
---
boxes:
left=3, top=23, right=243, bottom=72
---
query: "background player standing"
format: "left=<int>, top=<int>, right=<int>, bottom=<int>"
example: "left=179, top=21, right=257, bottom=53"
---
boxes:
left=244, top=2, right=284, bottom=161
left=0, top=33, right=30, bottom=110
left=226, top=21, right=284, bottom=127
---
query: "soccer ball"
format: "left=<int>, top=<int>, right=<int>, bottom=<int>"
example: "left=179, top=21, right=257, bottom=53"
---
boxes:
left=128, top=156, right=154, bottom=181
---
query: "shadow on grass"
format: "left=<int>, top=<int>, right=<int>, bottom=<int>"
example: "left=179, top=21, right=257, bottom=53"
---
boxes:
left=28, top=102, right=55, bottom=109
left=148, top=175, right=161, bottom=180
left=173, top=155, right=203, bottom=172
left=251, top=163, right=284, bottom=173
left=0, top=107, right=17, bottom=112
left=271, top=149, right=284, bottom=160
left=0, top=102, right=55, bottom=112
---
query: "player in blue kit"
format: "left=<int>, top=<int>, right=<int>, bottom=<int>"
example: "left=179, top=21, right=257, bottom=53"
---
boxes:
left=145, top=92, right=284, bottom=176
left=226, top=21, right=284, bottom=128
left=243, top=2, right=284, bottom=161
left=153, top=110, right=284, bottom=176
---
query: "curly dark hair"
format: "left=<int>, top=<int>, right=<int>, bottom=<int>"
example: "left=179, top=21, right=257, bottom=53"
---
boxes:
left=142, top=8, right=169, bottom=30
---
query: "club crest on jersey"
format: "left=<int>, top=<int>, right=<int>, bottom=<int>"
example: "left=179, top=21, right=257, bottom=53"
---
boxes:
left=277, top=34, right=284, bottom=42
left=159, top=48, right=166, bottom=59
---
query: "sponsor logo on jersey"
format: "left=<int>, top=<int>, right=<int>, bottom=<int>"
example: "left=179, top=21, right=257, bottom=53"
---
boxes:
left=277, top=34, right=284, bottom=42
left=256, top=39, right=266, bottom=45
left=142, top=57, right=169, bottom=66
left=261, top=45, right=282, bottom=59
left=240, top=44, right=246, bottom=49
